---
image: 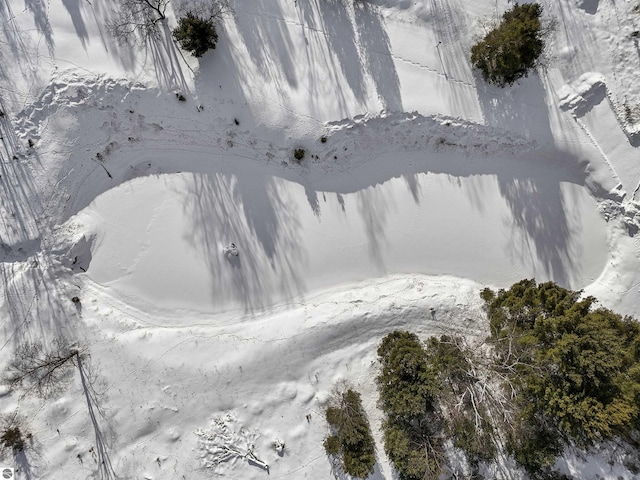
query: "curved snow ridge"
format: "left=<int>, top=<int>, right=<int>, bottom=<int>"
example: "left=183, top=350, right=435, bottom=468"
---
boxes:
left=325, top=110, right=538, bottom=157
left=80, top=271, right=489, bottom=337
left=13, top=71, right=553, bottom=231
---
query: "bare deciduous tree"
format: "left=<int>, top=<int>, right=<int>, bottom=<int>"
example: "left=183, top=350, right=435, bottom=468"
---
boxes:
left=107, top=0, right=171, bottom=45
left=180, top=0, right=232, bottom=21
left=4, top=338, right=85, bottom=397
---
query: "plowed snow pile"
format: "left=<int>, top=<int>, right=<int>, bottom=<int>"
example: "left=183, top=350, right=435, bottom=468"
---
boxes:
left=1, top=0, right=640, bottom=479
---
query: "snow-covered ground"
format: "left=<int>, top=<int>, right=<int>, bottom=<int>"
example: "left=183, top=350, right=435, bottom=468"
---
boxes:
left=1, top=0, right=640, bottom=478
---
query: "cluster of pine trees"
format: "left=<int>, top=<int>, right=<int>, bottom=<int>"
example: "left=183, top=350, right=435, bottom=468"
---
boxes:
left=323, top=280, right=640, bottom=479
left=482, top=279, right=640, bottom=474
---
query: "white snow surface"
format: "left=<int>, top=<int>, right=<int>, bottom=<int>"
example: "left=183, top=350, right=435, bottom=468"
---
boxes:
left=79, top=160, right=607, bottom=316
left=1, top=0, right=640, bottom=479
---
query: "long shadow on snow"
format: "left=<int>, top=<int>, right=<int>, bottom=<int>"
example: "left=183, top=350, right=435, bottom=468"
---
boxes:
left=23, top=0, right=55, bottom=56
left=147, top=22, right=190, bottom=92
left=475, top=73, right=578, bottom=285
left=0, top=0, right=150, bottom=91
left=78, top=356, right=118, bottom=480
left=228, top=0, right=401, bottom=117
left=353, top=1, right=402, bottom=112
left=0, top=101, right=74, bottom=349
left=428, top=0, right=474, bottom=85
left=178, top=172, right=307, bottom=315
left=296, top=0, right=368, bottom=109
left=229, top=0, right=298, bottom=92
left=476, top=72, right=554, bottom=143
left=62, top=0, right=90, bottom=49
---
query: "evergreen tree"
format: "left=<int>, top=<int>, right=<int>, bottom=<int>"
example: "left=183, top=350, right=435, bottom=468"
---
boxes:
left=324, top=388, right=376, bottom=478
left=377, top=331, right=444, bottom=480
left=173, top=13, right=218, bottom=58
left=483, top=280, right=640, bottom=472
left=471, top=3, right=546, bottom=86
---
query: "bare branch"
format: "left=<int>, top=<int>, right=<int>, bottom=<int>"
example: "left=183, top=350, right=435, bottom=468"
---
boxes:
left=106, top=0, right=170, bottom=46
left=4, top=338, right=85, bottom=398
left=179, top=0, right=232, bottom=21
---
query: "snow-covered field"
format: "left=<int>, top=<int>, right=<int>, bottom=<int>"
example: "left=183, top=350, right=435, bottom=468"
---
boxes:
left=1, top=0, right=640, bottom=478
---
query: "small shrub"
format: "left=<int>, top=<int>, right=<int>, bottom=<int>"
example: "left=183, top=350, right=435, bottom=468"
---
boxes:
left=175, top=93, right=186, bottom=102
left=273, top=438, right=286, bottom=455
left=320, top=136, right=327, bottom=143
left=28, top=139, right=34, bottom=148
left=293, top=148, right=305, bottom=161
left=1, top=426, right=25, bottom=452
left=71, top=296, right=80, bottom=304
left=471, top=3, right=546, bottom=86
left=173, top=12, right=218, bottom=58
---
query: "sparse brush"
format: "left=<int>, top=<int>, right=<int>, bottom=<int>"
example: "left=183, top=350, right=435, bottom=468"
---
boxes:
left=293, top=148, right=305, bottom=162
left=0, top=426, right=24, bottom=452
left=0, top=412, right=29, bottom=455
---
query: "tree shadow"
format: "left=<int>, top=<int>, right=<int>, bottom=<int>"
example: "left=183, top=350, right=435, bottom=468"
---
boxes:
left=0, top=105, right=41, bottom=244
left=62, top=0, right=90, bottom=49
left=146, top=22, right=191, bottom=92
left=353, top=1, right=402, bottom=112
left=356, top=186, right=394, bottom=273
left=297, top=0, right=368, bottom=107
left=23, top=0, right=55, bottom=56
left=497, top=169, right=577, bottom=287
left=77, top=356, right=117, bottom=480
left=474, top=72, right=592, bottom=285
left=475, top=72, right=554, bottom=143
left=0, top=3, right=45, bottom=105
left=81, top=0, right=138, bottom=72
left=0, top=100, right=73, bottom=348
left=0, top=260, right=76, bottom=351
left=14, top=449, right=34, bottom=480
left=179, top=172, right=307, bottom=314
left=229, top=0, right=298, bottom=91
left=0, top=0, right=179, bottom=95
left=226, top=0, right=401, bottom=117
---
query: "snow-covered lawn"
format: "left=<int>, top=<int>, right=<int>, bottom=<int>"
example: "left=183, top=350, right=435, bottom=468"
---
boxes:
left=1, top=0, right=640, bottom=478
